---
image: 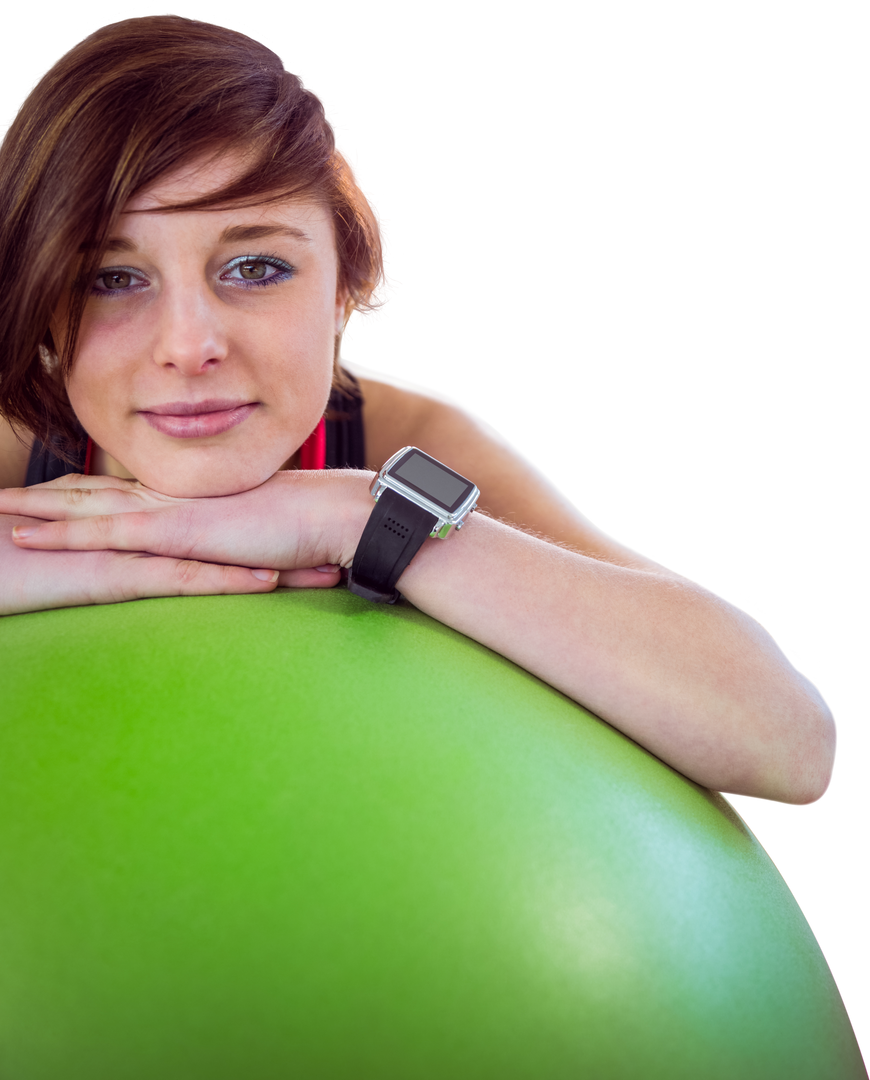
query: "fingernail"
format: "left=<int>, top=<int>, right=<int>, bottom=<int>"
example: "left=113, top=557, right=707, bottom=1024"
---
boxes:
left=12, top=526, right=37, bottom=539
left=315, top=564, right=340, bottom=573
left=252, top=569, right=279, bottom=582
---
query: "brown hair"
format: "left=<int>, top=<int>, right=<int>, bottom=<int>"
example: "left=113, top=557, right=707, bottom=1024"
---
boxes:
left=0, top=15, right=382, bottom=456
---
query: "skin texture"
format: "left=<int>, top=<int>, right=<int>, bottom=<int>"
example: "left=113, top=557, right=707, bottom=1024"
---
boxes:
left=59, top=158, right=344, bottom=499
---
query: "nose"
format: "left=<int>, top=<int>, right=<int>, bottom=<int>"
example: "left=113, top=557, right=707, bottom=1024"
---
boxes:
left=151, top=285, right=228, bottom=375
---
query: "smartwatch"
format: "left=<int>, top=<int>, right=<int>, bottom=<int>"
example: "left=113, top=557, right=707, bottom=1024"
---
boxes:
left=347, top=446, right=480, bottom=603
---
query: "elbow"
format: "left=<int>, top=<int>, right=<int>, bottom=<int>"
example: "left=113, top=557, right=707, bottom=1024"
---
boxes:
left=772, top=678, right=841, bottom=807
left=798, top=734, right=837, bottom=812
left=791, top=704, right=836, bottom=804
left=725, top=704, right=841, bottom=807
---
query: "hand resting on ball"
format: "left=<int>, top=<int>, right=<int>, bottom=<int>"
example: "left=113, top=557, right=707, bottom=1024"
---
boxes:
left=0, top=470, right=351, bottom=617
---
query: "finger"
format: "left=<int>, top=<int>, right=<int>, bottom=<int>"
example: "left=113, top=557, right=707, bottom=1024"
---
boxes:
left=40, top=473, right=142, bottom=491
left=276, top=566, right=342, bottom=589
left=12, top=511, right=182, bottom=554
left=0, top=481, right=156, bottom=520
left=3, top=546, right=280, bottom=616
left=0, top=472, right=143, bottom=496
left=99, top=553, right=279, bottom=604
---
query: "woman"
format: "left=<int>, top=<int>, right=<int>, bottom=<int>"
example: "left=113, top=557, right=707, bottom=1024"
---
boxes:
left=0, top=16, right=833, bottom=803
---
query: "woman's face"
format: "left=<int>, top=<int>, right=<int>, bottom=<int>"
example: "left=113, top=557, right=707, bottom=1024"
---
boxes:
left=62, top=155, right=345, bottom=498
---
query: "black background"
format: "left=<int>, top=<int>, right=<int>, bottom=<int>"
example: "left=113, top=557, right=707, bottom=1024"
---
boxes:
left=3, top=8, right=863, bottom=1054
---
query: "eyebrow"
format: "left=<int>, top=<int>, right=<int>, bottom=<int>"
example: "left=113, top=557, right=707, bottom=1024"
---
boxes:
left=86, top=224, right=313, bottom=255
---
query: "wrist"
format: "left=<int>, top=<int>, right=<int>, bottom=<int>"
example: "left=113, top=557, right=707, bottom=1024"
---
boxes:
left=329, top=470, right=379, bottom=570
left=346, top=448, right=479, bottom=603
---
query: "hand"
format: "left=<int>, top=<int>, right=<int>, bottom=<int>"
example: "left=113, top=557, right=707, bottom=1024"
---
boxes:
left=0, top=470, right=375, bottom=595
left=0, top=504, right=283, bottom=617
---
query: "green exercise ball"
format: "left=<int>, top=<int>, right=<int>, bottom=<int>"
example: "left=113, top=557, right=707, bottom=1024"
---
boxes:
left=0, top=589, right=864, bottom=1079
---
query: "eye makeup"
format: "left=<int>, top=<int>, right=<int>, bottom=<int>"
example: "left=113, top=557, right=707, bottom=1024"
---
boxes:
left=89, top=253, right=295, bottom=298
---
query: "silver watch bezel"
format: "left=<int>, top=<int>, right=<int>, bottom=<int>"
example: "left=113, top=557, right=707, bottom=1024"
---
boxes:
left=370, top=446, right=479, bottom=538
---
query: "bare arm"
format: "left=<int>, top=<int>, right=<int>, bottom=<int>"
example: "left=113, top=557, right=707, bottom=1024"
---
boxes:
left=397, top=513, right=833, bottom=803
left=356, top=376, right=834, bottom=804
left=0, top=386, right=834, bottom=802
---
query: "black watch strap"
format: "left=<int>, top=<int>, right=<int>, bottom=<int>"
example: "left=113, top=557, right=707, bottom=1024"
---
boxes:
left=347, top=488, right=438, bottom=603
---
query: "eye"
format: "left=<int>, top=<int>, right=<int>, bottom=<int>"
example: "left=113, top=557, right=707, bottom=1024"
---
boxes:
left=221, top=256, right=295, bottom=287
left=89, top=253, right=297, bottom=300
left=92, top=267, right=146, bottom=295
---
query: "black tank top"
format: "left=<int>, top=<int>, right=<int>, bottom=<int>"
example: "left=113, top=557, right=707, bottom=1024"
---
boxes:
left=24, top=378, right=367, bottom=486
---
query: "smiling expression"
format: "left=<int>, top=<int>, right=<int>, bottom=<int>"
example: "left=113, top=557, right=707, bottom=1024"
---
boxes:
left=61, top=155, right=346, bottom=498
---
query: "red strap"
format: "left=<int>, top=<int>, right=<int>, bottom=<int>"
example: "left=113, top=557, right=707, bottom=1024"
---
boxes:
left=85, top=422, right=326, bottom=478
left=298, top=416, right=326, bottom=471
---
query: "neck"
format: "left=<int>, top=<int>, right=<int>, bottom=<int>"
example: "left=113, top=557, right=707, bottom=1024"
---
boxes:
left=89, top=443, right=137, bottom=481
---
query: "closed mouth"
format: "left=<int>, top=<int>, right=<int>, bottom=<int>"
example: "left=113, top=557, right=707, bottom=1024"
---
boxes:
left=140, top=398, right=255, bottom=416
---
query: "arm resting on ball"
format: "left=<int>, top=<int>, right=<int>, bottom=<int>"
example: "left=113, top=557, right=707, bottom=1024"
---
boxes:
left=360, top=378, right=836, bottom=806
left=395, top=512, right=834, bottom=806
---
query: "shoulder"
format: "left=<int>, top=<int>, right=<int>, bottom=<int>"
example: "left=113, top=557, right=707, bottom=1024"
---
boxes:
left=352, top=368, right=663, bottom=571
left=0, top=416, right=33, bottom=488
left=354, top=370, right=477, bottom=468
left=354, top=369, right=528, bottom=488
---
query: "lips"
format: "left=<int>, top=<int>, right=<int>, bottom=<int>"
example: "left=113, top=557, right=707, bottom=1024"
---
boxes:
left=145, top=398, right=249, bottom=416
left=139, top=399, right=259, bottom=438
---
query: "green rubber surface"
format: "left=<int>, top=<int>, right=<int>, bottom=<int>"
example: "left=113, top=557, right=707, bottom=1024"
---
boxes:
left=0, top=589, right=865, bottom=1079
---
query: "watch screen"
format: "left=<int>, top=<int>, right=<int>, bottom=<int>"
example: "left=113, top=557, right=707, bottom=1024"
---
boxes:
left=392, top=451, right=474, bottom=512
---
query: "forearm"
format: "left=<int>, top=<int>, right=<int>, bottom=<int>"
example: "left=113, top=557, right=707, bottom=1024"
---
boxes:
left=3, top=471, right=835, bottom=802
left=395, top=514, right=835, bottom=803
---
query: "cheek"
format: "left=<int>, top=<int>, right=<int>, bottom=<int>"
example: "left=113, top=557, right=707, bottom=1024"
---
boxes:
left=65, top=331, right=132, bottom=436
left=254, top=293, right=338, bottom=398
left=67, top=326, right=331, bottom=413
left=66, top=359, right=116, bottom=432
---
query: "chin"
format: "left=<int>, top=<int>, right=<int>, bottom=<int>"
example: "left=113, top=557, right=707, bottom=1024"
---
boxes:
left=134, top=455, right=281, bottom=499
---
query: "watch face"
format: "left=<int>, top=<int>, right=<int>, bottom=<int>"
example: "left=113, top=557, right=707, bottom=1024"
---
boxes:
left=390, top=450, right=475, bottom=513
